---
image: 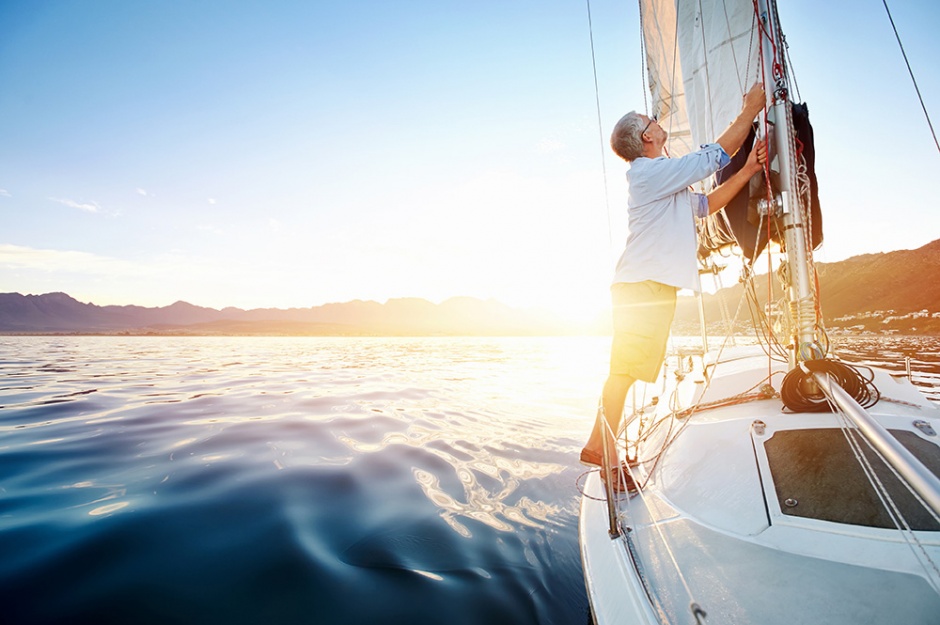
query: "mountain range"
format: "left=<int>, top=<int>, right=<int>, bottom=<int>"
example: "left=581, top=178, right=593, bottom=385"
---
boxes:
left=0, top=292, right=569, bottom=336
left=2, top=239, right=938, bottom=336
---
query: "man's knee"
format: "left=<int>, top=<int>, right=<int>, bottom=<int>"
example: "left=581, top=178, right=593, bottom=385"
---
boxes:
left=606, top=373, right=634, bottom=388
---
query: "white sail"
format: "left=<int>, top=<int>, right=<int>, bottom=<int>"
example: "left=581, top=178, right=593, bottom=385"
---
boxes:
left=641, top=0, right=761, bottom=174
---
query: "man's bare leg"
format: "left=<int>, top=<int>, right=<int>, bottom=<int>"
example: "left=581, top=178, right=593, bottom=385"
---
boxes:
left=582, top=373, right=635, bottom=465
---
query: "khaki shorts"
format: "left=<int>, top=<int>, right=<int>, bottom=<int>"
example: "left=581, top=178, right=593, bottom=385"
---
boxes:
left=609, top=281, right=677, bottom=382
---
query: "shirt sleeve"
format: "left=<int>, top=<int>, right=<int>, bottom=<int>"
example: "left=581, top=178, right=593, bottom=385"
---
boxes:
left=693, top=193, right=709, bottom=219
left=692, top=144, right=729, bottom=217
left=630, top=143, right=732, bottom=202
left=702, top=143, right=731, bottom=170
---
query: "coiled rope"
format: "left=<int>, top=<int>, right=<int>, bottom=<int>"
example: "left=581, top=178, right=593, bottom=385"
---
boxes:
left=780, top=358, right=880, bottom=412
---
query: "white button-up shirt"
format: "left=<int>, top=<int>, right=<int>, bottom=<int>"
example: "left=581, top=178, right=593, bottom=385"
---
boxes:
left=612, top=143, right=730, bottom=293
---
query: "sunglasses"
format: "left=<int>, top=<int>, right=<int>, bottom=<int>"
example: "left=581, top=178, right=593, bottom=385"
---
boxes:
left=642, top=114, right=658, bottom=136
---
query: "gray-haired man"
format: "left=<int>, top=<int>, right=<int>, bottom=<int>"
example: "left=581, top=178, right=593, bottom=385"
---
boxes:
left=581, top=83, right=767, bottom=490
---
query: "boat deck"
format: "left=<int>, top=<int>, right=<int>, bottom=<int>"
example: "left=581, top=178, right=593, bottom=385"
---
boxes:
left=580, top=347, right=940, bottom=625
left=581, top=474, right=940, bottom=624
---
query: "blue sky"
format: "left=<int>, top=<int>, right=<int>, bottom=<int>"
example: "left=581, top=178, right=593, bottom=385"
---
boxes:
left=1, top=0, right=937, bottom=320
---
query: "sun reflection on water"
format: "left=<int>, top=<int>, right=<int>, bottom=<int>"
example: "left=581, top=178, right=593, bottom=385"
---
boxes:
left=89, top=501, right=130, bottom=516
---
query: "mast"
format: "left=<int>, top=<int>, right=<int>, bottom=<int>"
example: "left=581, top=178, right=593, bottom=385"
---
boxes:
left=756, top=0, right=819, bottom=367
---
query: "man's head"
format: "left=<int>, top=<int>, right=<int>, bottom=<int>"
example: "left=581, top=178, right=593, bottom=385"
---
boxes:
left=611, top=111, right=662, bottom=161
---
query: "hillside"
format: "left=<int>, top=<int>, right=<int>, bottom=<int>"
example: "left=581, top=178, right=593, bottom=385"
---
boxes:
left=673, top=239, right=940, bottom=336
left=817, top=239, right=940, bottom=318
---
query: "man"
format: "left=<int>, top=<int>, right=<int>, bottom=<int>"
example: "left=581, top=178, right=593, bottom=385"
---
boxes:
left=581, top=83, right=767, bottom=490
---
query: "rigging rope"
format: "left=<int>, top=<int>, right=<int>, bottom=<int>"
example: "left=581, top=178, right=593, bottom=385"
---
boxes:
left=881, top=0, right=940, bottom=156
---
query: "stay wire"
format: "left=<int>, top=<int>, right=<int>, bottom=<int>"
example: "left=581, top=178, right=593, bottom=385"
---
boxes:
left=585, top=0, right=615, bottom=253
left=881, top=0, right=940, bottom=156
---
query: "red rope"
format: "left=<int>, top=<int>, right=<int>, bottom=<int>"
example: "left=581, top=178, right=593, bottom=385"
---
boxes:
left=750, top=0, right=775, bottom=378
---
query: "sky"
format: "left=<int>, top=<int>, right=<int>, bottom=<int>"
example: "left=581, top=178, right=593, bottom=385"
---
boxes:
left=1, top=0, right=938, bottom=322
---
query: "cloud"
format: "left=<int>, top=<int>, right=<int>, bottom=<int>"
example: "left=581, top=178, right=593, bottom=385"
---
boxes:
left=136, top=188, right=148, bottom=196
left=0, top=244, right=139, bottom=274
left=0, top=189, right=11, bottom=197
left=0, top=244, right=244, bottom=307
left=207, top=198, right=217, bottom=205
left=49, top=197, right=102, bottom=213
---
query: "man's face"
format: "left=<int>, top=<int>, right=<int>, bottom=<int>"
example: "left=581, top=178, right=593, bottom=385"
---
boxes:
left=641, top=115, right=666, bottom=144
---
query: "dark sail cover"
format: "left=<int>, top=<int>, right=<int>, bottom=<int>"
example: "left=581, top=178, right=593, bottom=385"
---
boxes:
left=701, top=102, right=823, bottom=262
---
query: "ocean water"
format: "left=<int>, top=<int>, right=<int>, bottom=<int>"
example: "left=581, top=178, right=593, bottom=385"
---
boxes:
left=1, top=335, right=938, bottom=625
left=0, top=336, right=609, bottom=625
left=830, top=334, right=940, bottom=404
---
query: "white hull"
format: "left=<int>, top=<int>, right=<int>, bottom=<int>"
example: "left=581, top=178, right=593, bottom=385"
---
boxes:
left=580, top=346, right=940, bottom=624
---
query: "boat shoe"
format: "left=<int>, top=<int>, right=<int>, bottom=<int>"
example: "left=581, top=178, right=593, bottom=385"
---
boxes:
left=579, top=449, right=638, bottom=493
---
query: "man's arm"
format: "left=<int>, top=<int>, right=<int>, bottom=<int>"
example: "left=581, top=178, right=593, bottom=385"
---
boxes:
left=705, top=139, right=765, bottom=215
left=715, top=83, right=765, bottom=158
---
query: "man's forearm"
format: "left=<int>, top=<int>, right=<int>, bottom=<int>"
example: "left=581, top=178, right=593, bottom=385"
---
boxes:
left=715, top=84, right=765, bottom=157
left=715, top=110, right=758, bottom=158
left=705, top=166, right=758, bottom=215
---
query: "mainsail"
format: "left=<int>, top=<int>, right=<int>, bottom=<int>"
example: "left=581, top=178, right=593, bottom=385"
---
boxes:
left=640, top=0, right=760, bottom=161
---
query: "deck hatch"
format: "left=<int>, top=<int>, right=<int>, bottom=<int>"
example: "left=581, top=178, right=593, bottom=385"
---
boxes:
left=764, top=428, right=940, bottom=530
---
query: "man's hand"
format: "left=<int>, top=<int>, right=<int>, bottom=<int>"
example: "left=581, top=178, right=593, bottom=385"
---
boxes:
left=743, top=83, right=766, bottom=118
left=744, top=137, right=767, bottom=175
left=718, top=83, right=767, bottom=158
left=706, top=137, right=767, bottom=215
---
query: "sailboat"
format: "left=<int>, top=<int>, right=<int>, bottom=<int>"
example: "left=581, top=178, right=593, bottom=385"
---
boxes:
left=578, top=1, right=940, bottom=623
